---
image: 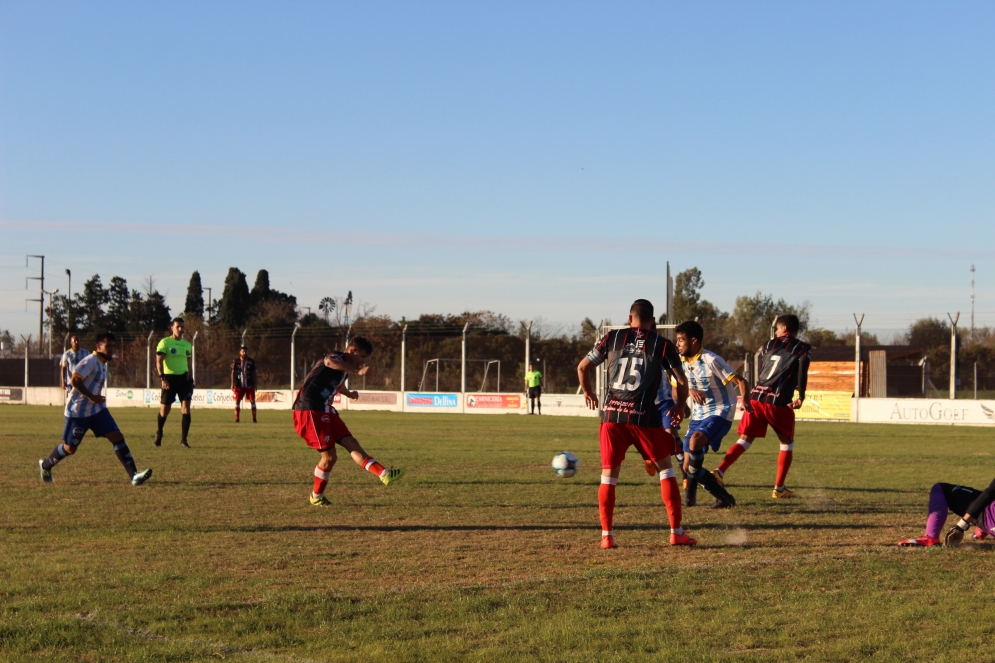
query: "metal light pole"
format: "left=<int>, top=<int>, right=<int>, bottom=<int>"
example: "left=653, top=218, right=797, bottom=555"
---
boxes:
left=65, top=269, right=72, bottom=332
left=400, top=324, right=408, bottom=393
left=26, top=255, right=44, bottom=354
left=290, top=322, right=301, bottom=390
left=948, top=312, right=960, bottom=400
left=854, top=313, right=864, bottom=422
left=461, top=322, right=470, bottom=394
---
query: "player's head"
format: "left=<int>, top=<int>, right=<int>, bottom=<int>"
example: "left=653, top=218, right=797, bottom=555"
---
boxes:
left=675, top=320, right=704, bottom=357
left=347, top=336, right=374, bottom=362
left=774, top=314, right=800, bottom=338
left=529, top=363, right=534, bottom=370
left=94, top=331, right=117, bottom=360
left=239, top=346, right=248, bottom=358
left=69, top=334, right=80, bottom=350
left=171, top=317, right=185, bottom=338
left=628, top=299, right=655, bottom=330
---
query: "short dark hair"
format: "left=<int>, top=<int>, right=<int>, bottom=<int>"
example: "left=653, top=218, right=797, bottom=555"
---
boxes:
left=348, top=336, right=374, bottom=355
left=675, top=320, right=704, bottom=343
left=95, top=331, right=116, bottom=345
left=775, top=314, right=800, bottom=336
left=240, top=345, right=248, bottom=350
left=171, top=317, right=185, bottom=326
left=629, top=299, right=654, bottom=322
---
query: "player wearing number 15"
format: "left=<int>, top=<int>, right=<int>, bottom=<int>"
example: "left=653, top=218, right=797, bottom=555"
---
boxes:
left=714, top=314, right=812, bottom=499
left=577, top=299, right=695, bottom=549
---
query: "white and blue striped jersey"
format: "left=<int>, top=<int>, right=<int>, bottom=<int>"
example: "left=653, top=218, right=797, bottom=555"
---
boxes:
left=682, top=350, right=738, bottom=422
left=65, top=353, right=108, bottom=418
left=60, top=347, right=90, bottom=383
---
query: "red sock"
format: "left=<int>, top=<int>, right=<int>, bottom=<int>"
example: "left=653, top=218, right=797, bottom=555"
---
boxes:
left=362, top=456, right=385, bottom=477
left=776, top=445, right=793, bottom=488
left=599, top=478, right=617, bottom=534
left=659, top=474, right=682, bottom=531
left=251, top=405, right=257, bottom=421
left=718, top=440, right=751, bottom=474
left=313, top=465, right=331, bottom=495
left=234, top=405, right=240, bottom=421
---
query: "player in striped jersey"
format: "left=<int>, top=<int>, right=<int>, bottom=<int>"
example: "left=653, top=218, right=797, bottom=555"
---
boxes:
left=674, top=321, right=747, bottom=508
left=38, top=332, right=152, bottom=486
left=714, top=314, right=812, bottom=499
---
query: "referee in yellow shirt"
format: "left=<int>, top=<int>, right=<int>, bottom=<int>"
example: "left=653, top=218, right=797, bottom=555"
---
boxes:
left=154, top=318, right=194, bottom=448
left=525, top=363, right=543, bottom=415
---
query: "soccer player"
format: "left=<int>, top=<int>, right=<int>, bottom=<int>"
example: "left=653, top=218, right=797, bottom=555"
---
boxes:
left=644, top=373, right=682, bottom=479
left=293, top=337, right=406, bottom=507
left=230, top=345, right=257, bottom=423
left=525, top=363, right=543, bottom=414
left=39, top=332, right=152, bottom=486
left=713, top=314, right=811, bottom=499
left=59, top=335, right=89, bottom=394
left=897, top=477, right=995, bottom=547
left=577, top=299, right=696, bottom=549
left=154, top=318, right=193, bottom=448
left=674, top=320, right=746, bottom=509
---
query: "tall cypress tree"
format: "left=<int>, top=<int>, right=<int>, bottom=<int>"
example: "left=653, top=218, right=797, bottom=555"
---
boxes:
left=251, top=269, right=271, bottom=304
left=184, top=271, right=205, bottom=319
left=219, top=267, right=250, bottom=328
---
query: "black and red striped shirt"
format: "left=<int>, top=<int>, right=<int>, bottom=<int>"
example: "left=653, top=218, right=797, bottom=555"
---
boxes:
left=751, top=336, right=812, bottom=407
left=586, top=328, right=683, bottom=427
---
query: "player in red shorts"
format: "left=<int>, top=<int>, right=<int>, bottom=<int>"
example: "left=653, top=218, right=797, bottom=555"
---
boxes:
left=713, top=314, right=812, bottom=499
left=230, top=345, right=257, bottom=423
left=577, top=299, right=696, bottom=548
left=292, top=337, right=406, bottom=506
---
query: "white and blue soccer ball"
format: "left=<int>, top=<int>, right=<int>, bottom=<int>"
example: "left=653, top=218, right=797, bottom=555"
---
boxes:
left=551, top=451, right=579, bottom=478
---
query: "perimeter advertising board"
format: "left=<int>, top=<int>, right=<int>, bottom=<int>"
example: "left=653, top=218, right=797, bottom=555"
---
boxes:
left=129, top=389, right=293, bottom=409
left=795, top=391, right=853, bottom=421
left=345, top=391, right=402, bottom=412
left=404, top=392, right=460, bottom=412
left=856, top=398, right=995, bottom=426
left=464, top=393, right=525, bottom=414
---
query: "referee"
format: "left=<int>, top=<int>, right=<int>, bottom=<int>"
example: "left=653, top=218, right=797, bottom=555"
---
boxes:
left=525, top=363, right=543, bottom=415
left=154, top=318, right=194, bottom=448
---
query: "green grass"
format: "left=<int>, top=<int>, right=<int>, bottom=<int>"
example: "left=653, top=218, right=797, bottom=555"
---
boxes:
left=2, top=407, right=995, bottom=662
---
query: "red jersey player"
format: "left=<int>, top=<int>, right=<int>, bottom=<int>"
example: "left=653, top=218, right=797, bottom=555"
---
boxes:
left=293, top=337, right=406, bottom=506
left=713, top=314, right=812, bottom=498
left=577, top=299, right=695, bottom=549
left=231, top=346, right=257, bottom=423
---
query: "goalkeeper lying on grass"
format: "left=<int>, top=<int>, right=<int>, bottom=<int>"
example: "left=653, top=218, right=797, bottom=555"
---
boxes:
left=898, top=477, right=995, bottom=547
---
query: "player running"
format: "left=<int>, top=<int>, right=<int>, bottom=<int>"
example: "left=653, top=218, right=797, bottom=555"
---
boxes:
left=293, top=337, right=406, bottom=507
left=673, top=321, right=745, bottom=509
left=898, top=477, right=995, bottom=547
left=59, top=335, right=89, bottom=395
left=39, top=332, right=152, bottom=486
left=577, top=299, right=695, bottom=549
left=231, top=345, right=257, bottom=423
left=154, top=318, right=194, bottom=448
left=713, top=314, right=811, bottom=499
left=525, top=364, right=543, bottom=414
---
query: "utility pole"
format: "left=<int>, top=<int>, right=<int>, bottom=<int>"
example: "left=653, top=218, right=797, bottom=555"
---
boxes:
left=26, top=255, right=44, bottom=354
left=948, top=312, right=960, bottom=400
left=970, top=264, right=975, bottom=339
left=65, top=269, right=72, bottom=331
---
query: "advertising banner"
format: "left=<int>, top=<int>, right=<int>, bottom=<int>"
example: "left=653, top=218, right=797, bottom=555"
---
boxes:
left=796, top=391, right=853, bottom=421
left=0, top=387, right=24, bottom=402
left=465, top=393, right=524, bottom=413
left=856, top=398, right=995, bottom=426
left=344, top=391, right=403, bottom=412
left=534, top=393, right=599, bottom=417
left=404, top=392, right=460, bottom=412
left=110, top=389, right=294, bottom=409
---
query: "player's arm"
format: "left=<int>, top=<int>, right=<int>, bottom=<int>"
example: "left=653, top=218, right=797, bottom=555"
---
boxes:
left=944, top=476, right=995, bottom=545
left=70, top=371, right=105, bottom=405
left=792, top=348, right=812, bottom=410
left=59, top=357, right=68, bottom=389
left=577, top=357, right=598, bottom=410
left=324, top=353, right=369, bottom=376
left=731, top=374, right=753, bottom=413
left=337, top=383, right=359, bottom=400
left=668, top=366, right=688, bottom=426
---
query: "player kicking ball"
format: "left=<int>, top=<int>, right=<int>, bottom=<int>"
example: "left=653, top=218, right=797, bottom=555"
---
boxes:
left=578, top=299, right=696, bottom=549
left=293, top=337, right=406, bottom=506
left=38, top=332, right=152, bottom=487
left=674, top=321, right=745, bottom=509
left=713, top=314, right=811, bottom=499
left=898, top=477, right=995, bottom=547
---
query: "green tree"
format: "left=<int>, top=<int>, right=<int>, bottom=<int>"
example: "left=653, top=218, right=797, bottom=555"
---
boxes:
left=78, top=275, right=109, bottom=332
left=184, top=271, right=205, bottom=319
left=804, top=328, right=846, bottom=348
left=727, top=292, right=810, bottom=354
left=250, top=269, right=271, bottom=304
left=220, top=267, right=251, bottom=329
left=671, top=267, right=729, bottom=352
left=106, top=276, right=131, bottom=332
left=906, top=317, right=949, bottom=350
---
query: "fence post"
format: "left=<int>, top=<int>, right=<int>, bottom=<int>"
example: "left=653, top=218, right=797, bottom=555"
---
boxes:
left=400, top=324, right=407, bottom=394
left=146, top=330, right=155, bottom=389
left=461, top=322, right=469, bottom=395
left=291, top=323, right=300, bottom=390
left=948, top=312, right=959, bottom=400
left=974, top=362, right=978, bottom=400
left=523, top=321, right=532, bottom=395
left=191, top=331, right=198, bottom=383
left=853, top=313, right=864, bottom=423
left=22, top=335, right=30, bottom=403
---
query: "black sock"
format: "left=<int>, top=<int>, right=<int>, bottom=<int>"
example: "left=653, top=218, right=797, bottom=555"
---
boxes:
left=112, top=439, right=138, bottom=478
left=687, top=451, right=704, bottom=477
left=42, top=444, right=69, bottom=470
left=695, top=464, right=733, bottom=502
left=537, top=401, right=541, bottom=414
left=157, top=413, right=166, bottom=433
left=181, top=413, right=191, bottom=440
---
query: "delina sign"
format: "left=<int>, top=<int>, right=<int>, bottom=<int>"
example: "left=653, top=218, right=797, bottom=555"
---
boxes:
left=466, top=394, right=522, bottom=409
left=406, top=393, right=459, bottom=408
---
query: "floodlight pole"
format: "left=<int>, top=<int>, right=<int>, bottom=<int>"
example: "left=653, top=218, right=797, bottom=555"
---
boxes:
left=522, top=320, right=533, bottom=393
left=291, top=322, right=301, bottom=390
left=26, top=255, right=45, bottom=354
left=854, top=313, right=864, bottom=423
left=948, top=312, right=960, bottom=400
left=461, top=322, right=469, bottom=394
left=65, top=269, right=72, bottom=332
left=400, top=324, right=408, bottom=393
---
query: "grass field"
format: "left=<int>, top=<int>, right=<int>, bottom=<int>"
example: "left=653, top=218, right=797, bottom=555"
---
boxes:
left=2, top=406, right=995, bottom=662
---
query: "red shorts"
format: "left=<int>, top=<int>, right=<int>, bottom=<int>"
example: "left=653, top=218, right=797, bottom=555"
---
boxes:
left=233, top=387, right=256, bottom=401
left=599, top=422, right=679, bottom=469
left=293, top=410, right=352, bottom=451
left=737, top=400, right=795, bottom=440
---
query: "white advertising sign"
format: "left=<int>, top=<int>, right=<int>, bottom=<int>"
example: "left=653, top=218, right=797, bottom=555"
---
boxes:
left=856, top=398, right=995, bottom=426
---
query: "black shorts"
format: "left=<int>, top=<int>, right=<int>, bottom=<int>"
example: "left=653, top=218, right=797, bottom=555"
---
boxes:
left=940, top=483, right=982, bottom=515
left=528, top=386, right=542, bottom=399
left=161, top=373, right=194, bottom=403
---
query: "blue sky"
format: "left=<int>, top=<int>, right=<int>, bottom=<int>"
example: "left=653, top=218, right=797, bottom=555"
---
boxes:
left=2, top=1, right=993, bottom=340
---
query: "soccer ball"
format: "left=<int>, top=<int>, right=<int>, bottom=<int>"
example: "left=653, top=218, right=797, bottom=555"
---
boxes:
left=551, top=452, right=579, bottom=478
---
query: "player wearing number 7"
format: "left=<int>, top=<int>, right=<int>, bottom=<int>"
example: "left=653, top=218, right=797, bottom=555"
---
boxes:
left=713, top=314, right=812, bottom=499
